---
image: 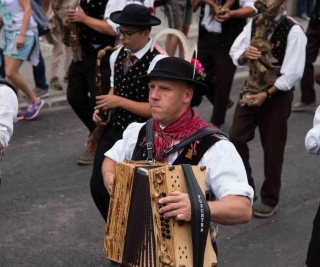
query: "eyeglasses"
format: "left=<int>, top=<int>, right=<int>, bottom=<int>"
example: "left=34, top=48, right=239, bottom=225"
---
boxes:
left=116, top=27, right=141, bottom=39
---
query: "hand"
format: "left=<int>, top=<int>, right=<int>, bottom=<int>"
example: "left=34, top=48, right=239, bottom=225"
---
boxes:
left=16, top=35, right=25, bottom=49
left=159, top=191, right=191, bottom=222
left=244, top=46, right=261, bottom=60
left=95, top=95, right=121, bottom=111
left=103, top=171, right=114, bottom=194
left=92, top=109, right=108, bottom=126
left=67, top=7, right=86, bottom=23
left=244, top=92, right=268, bottom=107
left=215, top=8, right=232, bottom=22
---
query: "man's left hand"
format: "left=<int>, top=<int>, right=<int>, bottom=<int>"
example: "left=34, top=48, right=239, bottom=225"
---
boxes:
left=159, top=191, right=191, bottom=221
left=245, top=92, right=268, bottom=107
left=215, top=9, right=232, bottom=22
left=67, top=7, right=87, bottom=23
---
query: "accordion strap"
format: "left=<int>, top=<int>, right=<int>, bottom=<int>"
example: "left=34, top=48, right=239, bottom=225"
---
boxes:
left=145, top=118, right=227, bottom=161
left=182, top=164, right=211, bottom=267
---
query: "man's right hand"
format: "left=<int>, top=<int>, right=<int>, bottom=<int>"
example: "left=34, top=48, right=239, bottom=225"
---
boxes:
left=92, top=109, right=108, bottom=126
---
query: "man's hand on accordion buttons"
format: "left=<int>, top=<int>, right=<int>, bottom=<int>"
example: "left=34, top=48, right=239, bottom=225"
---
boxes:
left=158, top=191, right=191, bottom=222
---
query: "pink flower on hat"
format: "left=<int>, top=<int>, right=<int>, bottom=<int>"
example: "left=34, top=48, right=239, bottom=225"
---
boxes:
left=191, top=58, right=206, bottom=81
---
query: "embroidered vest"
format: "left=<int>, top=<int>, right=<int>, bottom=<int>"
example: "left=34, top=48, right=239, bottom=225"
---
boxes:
left=78, top=0, right=116, bottom=54
left=110, top=47, right=160, bottom=130
left=251, top=16, right=297, bottom=66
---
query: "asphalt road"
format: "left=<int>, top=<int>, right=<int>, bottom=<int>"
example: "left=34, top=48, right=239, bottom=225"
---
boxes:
left=1, top=79, right=320, bottom=267
left=1, top=8, right=319, bottom=267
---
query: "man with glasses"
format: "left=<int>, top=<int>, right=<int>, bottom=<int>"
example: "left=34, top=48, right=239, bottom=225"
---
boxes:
left=90, top=3, right=166, bottom=221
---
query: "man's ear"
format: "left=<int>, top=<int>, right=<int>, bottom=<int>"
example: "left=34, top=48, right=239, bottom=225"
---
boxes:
left=183, top=86, right=194, bottom=104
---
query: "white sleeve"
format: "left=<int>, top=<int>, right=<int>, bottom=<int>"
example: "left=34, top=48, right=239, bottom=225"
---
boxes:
left=104, top=122, right=145, bottom=162
left=274, top=25, right=307, bottom=91
left=229, top=19, right=252, bottom=68
left=109, top=47, right=122, bottom=88
left=200, top=139, right=254, bottom=203
left=305, top=106, right=320, bottom=154
left=0, top=86, right=18, bottom=147
left=104, top=0, right=128, bottom=32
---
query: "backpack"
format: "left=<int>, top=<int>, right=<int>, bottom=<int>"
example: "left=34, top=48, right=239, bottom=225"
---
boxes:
left=30, top=0, right=50, bottom=36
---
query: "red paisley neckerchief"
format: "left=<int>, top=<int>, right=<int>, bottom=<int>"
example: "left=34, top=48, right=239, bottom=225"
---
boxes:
left=152, top=107, right=212, bottom=160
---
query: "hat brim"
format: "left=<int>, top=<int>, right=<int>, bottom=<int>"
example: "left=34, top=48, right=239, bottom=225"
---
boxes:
left=110, top=11, right=161, bottom=26
left=139, top=70, right=208, bottom=96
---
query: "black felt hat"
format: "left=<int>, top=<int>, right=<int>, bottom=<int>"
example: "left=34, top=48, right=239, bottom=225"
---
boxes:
left=110, top=4, right=161, bottom=27
left=139, top=57, right=208, bottom=97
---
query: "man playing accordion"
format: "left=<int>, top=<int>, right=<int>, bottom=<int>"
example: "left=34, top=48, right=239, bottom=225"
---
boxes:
left=102, top=57, right=253, bottom=259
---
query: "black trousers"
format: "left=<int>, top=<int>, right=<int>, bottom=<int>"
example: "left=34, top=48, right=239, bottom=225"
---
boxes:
left=90, top=126, right=124, bottom=220
left=300, top=23, right=320, bottom=104
left=229, top=91, right=293, bottom=207
left=198, top=29, right=237, bottom=126
left=67, top=53, right=111, bottom=134
left=306, top=204, right=320, bottom=267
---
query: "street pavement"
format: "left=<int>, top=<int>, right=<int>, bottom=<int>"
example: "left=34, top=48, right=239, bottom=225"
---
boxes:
left=1, top=9, right=320, bottom=267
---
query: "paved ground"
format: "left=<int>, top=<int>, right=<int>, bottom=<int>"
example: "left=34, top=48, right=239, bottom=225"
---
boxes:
left=1, top=8, right=320, bottom=267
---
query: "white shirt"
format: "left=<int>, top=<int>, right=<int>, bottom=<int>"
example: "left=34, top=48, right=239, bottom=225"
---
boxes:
left=305, top=105, right=320, bottom=155
left=109, top=37, right=167, bottom=87
left=105, top=122, right=254, bottom=203
left=229, top=16, right=307, bottom=91
left=201, top=0, right=256, bottom=33
left=0, top=85, right=18, bottom=148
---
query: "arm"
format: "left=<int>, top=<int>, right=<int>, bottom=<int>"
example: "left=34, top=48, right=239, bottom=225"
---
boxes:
left=95, top=94, right=152, bottom=118
left=67, top=7, right=116, bottom=36
left=41, top=0, right=51, bottom=13
left=274, top=25, right=307, bottom=91
left=305, top=105, right=320, bottom=154
left=18, top=0, right=32, bottom=47
left=159, top=193, right=252, bottom=224
left=0, top=86, right=18, bottom=148
left=216, top=6, right=256, bottom=22
left=102, top=157, right=116, bottom=194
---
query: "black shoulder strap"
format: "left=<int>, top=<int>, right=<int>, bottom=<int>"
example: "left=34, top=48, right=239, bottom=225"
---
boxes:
left=0, top=77, right=17, bottom=95
left=145, top=118, right=227, bottom=161
left=146, top=119, right=154, bottom=162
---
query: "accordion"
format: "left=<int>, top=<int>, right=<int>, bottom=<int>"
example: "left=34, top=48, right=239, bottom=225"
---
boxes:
left=104, top=161, right=217, bottom=267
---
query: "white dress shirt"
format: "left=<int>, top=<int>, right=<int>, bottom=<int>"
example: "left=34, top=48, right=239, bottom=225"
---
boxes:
left=229, top=16, right=307, bottom=91
left=201, top=0, right=256, bottom=33
left=0, top=85, right=18, bottom=148
left=105, top=122, right=254, bottom=203
left=305, top=106, right=320, bottom=155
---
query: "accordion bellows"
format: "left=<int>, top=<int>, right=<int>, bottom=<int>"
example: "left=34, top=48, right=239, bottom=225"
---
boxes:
left=104, top=161, right=217, bottom=267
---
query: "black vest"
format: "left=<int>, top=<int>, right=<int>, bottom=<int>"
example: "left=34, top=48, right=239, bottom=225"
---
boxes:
left=78, top=0, right=116, bottom=55
left=131, top=125, right=226, bottom=165
left=110, top=47, right=160, bottom=131
left=251, top=16, right=297, bottom=66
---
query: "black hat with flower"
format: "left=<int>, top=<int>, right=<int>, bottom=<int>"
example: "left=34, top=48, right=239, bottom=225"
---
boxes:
left=139, top=57, right=208, bottom=98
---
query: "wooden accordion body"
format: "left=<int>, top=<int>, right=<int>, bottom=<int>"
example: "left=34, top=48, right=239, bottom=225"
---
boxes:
left=104, top=161, right=217, bottom=267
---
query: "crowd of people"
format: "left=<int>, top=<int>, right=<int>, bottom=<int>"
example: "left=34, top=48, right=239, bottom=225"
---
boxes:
left=1, top=0, right=320, bottom=266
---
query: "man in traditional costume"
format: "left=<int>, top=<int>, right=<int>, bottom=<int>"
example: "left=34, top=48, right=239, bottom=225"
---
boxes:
left=229, top=0, right=307, bottom=218
left=102, top=57, right=253, bottom=254
left=90, top=3, right=165, bottom=221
